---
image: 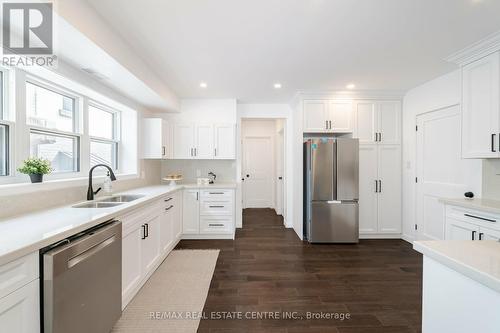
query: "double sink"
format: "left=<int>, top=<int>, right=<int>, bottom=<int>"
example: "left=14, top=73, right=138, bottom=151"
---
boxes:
left=72, top=194, right=145, bottom=208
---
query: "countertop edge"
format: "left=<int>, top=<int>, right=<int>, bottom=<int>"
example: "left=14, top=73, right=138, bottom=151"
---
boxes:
left=439, top=198, right=500, bottom=215
left=0, top=183, right=237, bottom=266
left=413, top=241, right=500, bottom=293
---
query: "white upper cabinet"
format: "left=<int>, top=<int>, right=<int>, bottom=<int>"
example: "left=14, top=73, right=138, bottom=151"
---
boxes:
left=328, top=100, right=353, bottom=133
left=462, top=52, right=500, bottom=158
left=172, top=123, right=235, bottom=159
left=214, top=124, right=236, bottom=159
left=194, top=124, right=214, bottom=159
left=303, top=99, right=353, bottom=133
left=173, top=123, right=195, bottom=159
left=142, top=118, right=170, bottom=159
left=354, top=102, right=377, bottom=144
left=354, top=101, right=401, bottom=144
left=303, top=100, right=329, bottom=132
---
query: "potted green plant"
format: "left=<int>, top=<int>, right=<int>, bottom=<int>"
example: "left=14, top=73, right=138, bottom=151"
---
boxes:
left=17, top=157, right=53, bottom=183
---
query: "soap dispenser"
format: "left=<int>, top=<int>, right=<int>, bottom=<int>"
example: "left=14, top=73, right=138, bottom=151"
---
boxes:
left=103, top=171, right=113, bottom=194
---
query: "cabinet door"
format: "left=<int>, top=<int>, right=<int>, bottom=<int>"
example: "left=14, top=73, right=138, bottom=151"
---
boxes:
left=142, top=118, right=167, bottom=159
left=377, top=145, right=402, bottom=233
left=160, top=207, right=174, bottom=252
left=141, top=215, right=161, bottom=274
left=328, top=100, right=353, bottom=133
left=173, top=192, right=183, bottom=239
left=480, top=226, right=500, bottom=241
left=378, top=101, right=401, bottom=144
left=183, top=190, right=200, bottom=234
left=446, top=218, right=478, bottom=240
left=354, top=102, right=377, bottom=143
left=173, top=123, right=195, bottom=159
left=195, top=124, right=214, bottom=159
left=162, top=120, right=170, bottom=159
left=462, top=52, right=500, bottom=158
left=359, top=145, right=379, bottom=234
left=0, top=279, right=39, bottom=333
left=303, top=100, right=328, bottom=132
left=122, top=225, right=142, bottom=305
left=214, top=124, right=236, bottom=159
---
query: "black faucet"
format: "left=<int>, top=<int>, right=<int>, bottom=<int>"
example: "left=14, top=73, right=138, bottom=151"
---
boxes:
left=87, top=164, right=117, bottom=200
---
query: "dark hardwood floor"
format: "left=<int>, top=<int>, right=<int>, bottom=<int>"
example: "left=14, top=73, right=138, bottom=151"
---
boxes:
left=176, top=208, right=422, bottom=333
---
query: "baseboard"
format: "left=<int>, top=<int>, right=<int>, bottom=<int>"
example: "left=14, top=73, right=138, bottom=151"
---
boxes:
left=360, top=233, right=402, bottom=239
left=401, top=234, right=415, bottom=244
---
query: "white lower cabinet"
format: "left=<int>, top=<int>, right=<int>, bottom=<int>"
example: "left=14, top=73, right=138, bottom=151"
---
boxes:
left=445, top=205, right=500, bottom=241
left=0, top=279, right=39, bottom=333
left=359, top=144, right=401, bottom=236
left=183, top=188, right=235, bottom=239
left=120, top=191, right=183, bottom=308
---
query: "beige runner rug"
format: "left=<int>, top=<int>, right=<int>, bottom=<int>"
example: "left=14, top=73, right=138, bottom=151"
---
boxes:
left=112, top=249, right=219, bottom=333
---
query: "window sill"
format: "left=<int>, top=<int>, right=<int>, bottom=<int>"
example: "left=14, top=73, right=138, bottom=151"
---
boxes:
left=0, top=173, right=140, bottom=196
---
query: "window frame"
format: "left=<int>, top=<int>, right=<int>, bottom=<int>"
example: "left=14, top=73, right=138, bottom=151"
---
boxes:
left=0, top=67, right=13, bottom=178
left=24, top=76, right=83, bottom=176
left=88, top=101, right=121, bottom=171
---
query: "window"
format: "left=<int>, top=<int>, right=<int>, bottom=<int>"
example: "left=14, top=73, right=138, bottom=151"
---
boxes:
left=89, top=104, right=119, bottom=169
left=0, top=71, right=8, bottom=177
left=26, top=82, right=76, bottom=132
left=26, top=80, right=81, bottom=173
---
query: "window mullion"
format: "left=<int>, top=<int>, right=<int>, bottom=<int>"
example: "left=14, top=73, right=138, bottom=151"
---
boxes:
left=80, top=97, right=90, bottom=174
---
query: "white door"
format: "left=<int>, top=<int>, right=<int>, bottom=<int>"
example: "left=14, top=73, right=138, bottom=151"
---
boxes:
left=122, top=224, right=142, bottom=306
left=446, top=219, right=478, bottom=240
left=173, top=123, right=195, bottom=159
left=377, top=145, right=402, bottom=234
left=183, top=190, right=200, bottom=234
left=355, top=102, right=377, bottom=143
left=328, top=100, right=353, bottom=132
left=160, top=207, right=174, bottom=252
left=195, top=124, right=214, bottom=159
left=141, top=215, right=161, bottom=274
left=359, top=144, right=379, bottom=233
left=462, top=52, right=500, bottom=158
left=214, top=124, right=235, bottom=159
left=416, top=106, right=479, bottom=240
left=242, top=136, right=273, bottom=208
left=378, top=101, right=401, bottom=144
left=480, top=226, right=500, bottom=241
left=303, top=100, right=328, bottom=132
left=0, top=279, right=39, bottom=333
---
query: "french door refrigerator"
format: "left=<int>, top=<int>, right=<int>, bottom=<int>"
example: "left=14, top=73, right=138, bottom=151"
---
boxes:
left=304, top=138, right=359, bottom=243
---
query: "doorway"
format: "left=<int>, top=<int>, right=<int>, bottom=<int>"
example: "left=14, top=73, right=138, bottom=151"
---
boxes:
left=241, top=119, right=286, bottom=218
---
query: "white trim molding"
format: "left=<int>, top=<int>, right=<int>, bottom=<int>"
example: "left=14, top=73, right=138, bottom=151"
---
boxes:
left=445, top=30, right=500, bottom=66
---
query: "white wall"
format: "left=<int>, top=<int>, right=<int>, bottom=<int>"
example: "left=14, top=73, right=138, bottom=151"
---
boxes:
left=402, top=70, right=482, bottom=241
left=236, top=104, right=294, bottom=229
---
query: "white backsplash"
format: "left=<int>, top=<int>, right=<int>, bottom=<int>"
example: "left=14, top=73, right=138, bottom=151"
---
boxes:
left=161, top=160, right=236, bottom=183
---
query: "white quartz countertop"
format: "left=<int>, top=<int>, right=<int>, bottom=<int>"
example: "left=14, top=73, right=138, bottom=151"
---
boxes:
left=182, top=182, right=237, bottom=189
left=414, top=240, right=500, bottom=293
left=440, top=198, right=500, bottom=215
left=0, top=182, right=236, bottom=266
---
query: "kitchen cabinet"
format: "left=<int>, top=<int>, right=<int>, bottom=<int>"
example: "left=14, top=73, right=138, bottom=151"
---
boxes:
left=359, top=144, right=401, bottom=235
left=173, top=123, right=196, bottom=159
left=121, top=223, right=142, bottom=306
left=183, top=189, right=200, bottom=234
left=446, top=218, right=478, bottom=240
left=182, top=188, right=235, bottom=238
left=444, top=204, right=500, bottom=241
left=214, top=124, right=236, bottom=159
left=140, top=215, right=161, bottom=274
left=195, top=124, right=214, bottom=159
left=303, top=100, right=353, bottom=133
left=142, top=118, right=170, bottom=159
left=172, top=192, right=183, bottom=239
left=354, top=100, right=401, bottom=144
left=461, top=52, right=500, bottom=158
left=0, top=279, right=39, bottom=333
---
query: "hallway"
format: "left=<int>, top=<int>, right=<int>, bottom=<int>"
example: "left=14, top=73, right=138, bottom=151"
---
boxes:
left=177, top=209, right=422, bottom=333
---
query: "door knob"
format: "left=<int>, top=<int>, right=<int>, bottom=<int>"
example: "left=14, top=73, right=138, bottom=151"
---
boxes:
left=246, top=174, right=250, bottom=178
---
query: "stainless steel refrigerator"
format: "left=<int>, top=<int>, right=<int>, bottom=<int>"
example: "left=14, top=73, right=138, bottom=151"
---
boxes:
left=303, top=138, right=359, bottom=243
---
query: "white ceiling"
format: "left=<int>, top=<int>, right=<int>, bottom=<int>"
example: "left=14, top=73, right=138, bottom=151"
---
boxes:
left=86, top=0, right=500, bottom=103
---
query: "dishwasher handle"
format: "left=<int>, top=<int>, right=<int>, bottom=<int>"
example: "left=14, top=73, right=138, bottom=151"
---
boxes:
left=67, top=235, right=117, bottom=269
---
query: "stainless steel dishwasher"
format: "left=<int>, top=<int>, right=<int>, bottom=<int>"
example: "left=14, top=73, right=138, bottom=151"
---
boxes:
left=41, top=220, right=122, bottom=333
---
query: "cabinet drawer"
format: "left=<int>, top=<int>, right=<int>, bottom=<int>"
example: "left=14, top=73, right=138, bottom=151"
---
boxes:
left=161, top=195, right=176, bottom=211
left=0, top=253, right=38, bottom=300
left=446, top=205, right=500, bottom=229
left=200, top=189, right=233, bottom=201
left=200, top=200, right=233, bottom=216
left=200, top=216, right=233, bottom=234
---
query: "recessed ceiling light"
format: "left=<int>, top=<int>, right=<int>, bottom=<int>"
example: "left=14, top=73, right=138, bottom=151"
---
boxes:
left=199, top=82, right=208, bottom=88
left=273, top=83, right=282, bottom=89
left=346, top=83, right=356, bottom=89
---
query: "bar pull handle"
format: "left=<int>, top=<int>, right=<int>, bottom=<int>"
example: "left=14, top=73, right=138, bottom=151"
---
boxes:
left=145, top=223, right=149, bottom=238
left=164, top=197, right=173, bottom=202
left=67, top=236, right=116, bottom=269
left=378, top=180, right=382, bottom=193
left=472, top=230, right=476, bottom=240
left=464, top=214, right=496, bottom=223
left=492, top=134, right=496, bottom=152
left=209, top=223, right=225, bottom=227
left=162, top=146, right=166, bottom=156
left=325, top=120, right=328, bottom=130
left=479, top=232, right=484, bottom=240
left=379, top=132, right=382, bottom=142
left=215, top=148, right=217, bottom=157
left=375, top=180, right=378, bottom=193
left=329, top=120, right=332, bottom=129
left=209, top=205, right=224, bottom=208
left=141, top=224, right=146, bottom=240
left=165, top=205, right=174, bottom=211
left=196, top=192, right=199, bottom=201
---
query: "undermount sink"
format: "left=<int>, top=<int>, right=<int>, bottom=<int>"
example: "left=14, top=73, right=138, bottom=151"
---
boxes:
left=98, top=194, right=145, bottom=203
left=72, top=202, right=124, bottom=209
